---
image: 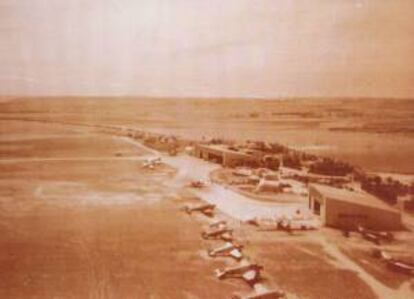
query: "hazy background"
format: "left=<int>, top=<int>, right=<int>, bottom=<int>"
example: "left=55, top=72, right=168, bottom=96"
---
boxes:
left=0, top=0, right=413, bottom=98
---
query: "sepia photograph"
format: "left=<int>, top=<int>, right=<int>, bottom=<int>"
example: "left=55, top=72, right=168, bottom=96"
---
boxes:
left=0, top=1, right=413, bottom=298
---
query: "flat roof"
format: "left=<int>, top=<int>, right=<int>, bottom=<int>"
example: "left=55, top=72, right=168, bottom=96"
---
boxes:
left=197, top=144, right=253, bottom=157
left=280, top=166, right=349, bottom=180
left=310, top=184, right=399, bottom=213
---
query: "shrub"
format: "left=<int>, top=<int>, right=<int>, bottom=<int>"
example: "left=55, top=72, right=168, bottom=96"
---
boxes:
left=282, top=154, right=302, bottom=170
left=309, top=158, right=354, bottom=176
left=359, top=176, right=408, bottom=205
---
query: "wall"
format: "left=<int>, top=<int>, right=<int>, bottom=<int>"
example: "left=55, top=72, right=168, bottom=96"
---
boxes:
left=194, top=144, right=259, bottom=167
left=308, top=186, right=402, bottom=230
left=325, top=198, right=401, bottom=231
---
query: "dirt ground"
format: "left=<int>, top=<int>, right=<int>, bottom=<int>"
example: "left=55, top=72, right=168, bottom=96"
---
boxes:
left=334, top=230, right=414, bottom=290
left=249, top=237, right=377, bottom=299
left=0, top=123, right=248, bottom=299
left=0, top=118, right=413, bottom=299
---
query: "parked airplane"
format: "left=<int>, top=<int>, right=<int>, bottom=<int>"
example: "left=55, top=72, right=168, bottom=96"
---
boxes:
left=247, top=216, right=316, bottom=233
left=202, top=226, right=233, bottom=241
left=358, top=225, right=394, bottom=245
left=182, top=203, right=216, bottom=217
left=142, top=157, right=162, bottom=169
left=188, top=179, right=209, bottom=188
left=372, top=249, right=414, bottom=275
left=207, top=242, right=243, bottom=260
left=387, top=259, right=414, bottom=275
left=209, top=219, right=227, bottom=229
left=215, top=261, right=263, bottom=284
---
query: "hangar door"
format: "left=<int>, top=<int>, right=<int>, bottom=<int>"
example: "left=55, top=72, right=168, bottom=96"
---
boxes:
left=207, top=152, right=223, bottom=164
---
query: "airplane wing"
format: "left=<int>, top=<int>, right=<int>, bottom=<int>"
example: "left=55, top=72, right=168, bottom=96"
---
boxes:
left=221, top=232, right=233, bottom=241
left=202, top=209, right=214, bottom=217
left=222, top=242, right=233, bottom=249
left=242, top=270, right=258, bottom=282
left=209, top=220, right=227, bottom=228
left=380, top=251, right=392, bottom=261
left=230, top=249, right=243, bottom=260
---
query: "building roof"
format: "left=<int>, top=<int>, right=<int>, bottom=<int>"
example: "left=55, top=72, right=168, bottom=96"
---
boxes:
left=280, top=166, right=349, bottom=180
left=197, top=144, right=253, bottom=158
left=310, top=184, right=400, bottom=213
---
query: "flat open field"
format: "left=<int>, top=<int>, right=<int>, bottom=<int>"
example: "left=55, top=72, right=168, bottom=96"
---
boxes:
left=0, top=123, right=249, bottom=298
left=1, top=97, right=413, bottom=173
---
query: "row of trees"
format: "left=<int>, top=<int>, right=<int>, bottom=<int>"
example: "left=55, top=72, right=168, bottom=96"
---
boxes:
left=359, top=175, right=412, bottom=205
left=282, top=154, right=302, bottom=170
left=309, top=158, right=354, bottom=176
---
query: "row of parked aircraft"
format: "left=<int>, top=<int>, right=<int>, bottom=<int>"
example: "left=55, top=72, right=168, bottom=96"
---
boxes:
left=353, top=226, right=414, bottom=276
left=140, top=155, right=299, bottom=297
left=187, top=188, right=413, bottom=280
left=182, top=196, right=287, bottom=299
left=372, top=248, right=414, bottom=275
left=140, top=154, right=293, bottom=297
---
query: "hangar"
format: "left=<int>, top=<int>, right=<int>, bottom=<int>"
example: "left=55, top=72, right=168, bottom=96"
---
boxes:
left=309, top=184, right=401, bottom=231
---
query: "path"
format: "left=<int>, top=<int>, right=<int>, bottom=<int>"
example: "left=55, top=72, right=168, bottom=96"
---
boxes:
left=128, top=140, right=306, bottom=221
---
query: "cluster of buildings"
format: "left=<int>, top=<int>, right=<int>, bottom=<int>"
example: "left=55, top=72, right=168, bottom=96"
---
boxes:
left=193, top=141, right=403, bottom=231
left=109, top=126, right=403, bottom=232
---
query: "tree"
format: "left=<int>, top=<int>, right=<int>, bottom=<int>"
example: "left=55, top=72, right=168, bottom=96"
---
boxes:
left=283, top=153, right=302, bottom=170
left=309, top=158, right=354, bottom=176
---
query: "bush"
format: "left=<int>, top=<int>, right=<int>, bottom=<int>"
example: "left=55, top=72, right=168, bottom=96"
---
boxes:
left=359, top=176, right=408, bottom=205
left=309, top=158, right=353, bottom=176
left=282, top=154, right=302, bottom=170
left=404, top=198, right=414, bottom=211
left=269, top=143, right=288, bottom=154
left=263, top=156, right=280, bottom=171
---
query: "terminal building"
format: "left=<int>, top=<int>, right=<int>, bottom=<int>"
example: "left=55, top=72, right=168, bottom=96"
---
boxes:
left=309, top=184, right=402, bottom=231
left=194, top=144, right=261, bottom=167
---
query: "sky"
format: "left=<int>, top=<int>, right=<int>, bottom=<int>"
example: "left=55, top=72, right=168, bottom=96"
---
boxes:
left=0, top=0, right=413, bottom=98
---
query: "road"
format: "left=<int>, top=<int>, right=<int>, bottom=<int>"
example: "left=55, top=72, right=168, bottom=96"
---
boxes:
left=164, top=154, right=306, bottom=221
left=125, top=136, right=308, bottom=221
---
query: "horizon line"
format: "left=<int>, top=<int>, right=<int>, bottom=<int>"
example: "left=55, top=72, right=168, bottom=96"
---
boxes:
left=1, top=95, right=414, bottom=101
